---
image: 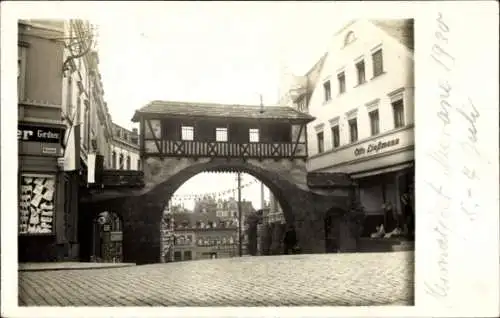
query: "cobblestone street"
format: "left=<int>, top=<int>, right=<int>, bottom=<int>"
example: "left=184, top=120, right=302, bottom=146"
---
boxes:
left=19, top=251, right=414, bottom=307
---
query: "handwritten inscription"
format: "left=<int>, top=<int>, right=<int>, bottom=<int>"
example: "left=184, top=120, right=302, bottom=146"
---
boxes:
left=425, top=12, right=481, bottom=301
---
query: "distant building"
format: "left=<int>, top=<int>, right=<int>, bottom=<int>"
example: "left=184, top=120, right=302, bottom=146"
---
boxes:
left=110, top=123, right=140, bottom=170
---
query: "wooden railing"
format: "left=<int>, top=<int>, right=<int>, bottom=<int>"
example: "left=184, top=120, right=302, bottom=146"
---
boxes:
left=144, top=139, right=307, bottom=159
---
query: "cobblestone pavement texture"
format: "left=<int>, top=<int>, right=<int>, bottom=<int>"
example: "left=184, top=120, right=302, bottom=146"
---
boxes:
left=18, top=251, right=414, bottom=307
left=19, top=262, right=136, bottom=271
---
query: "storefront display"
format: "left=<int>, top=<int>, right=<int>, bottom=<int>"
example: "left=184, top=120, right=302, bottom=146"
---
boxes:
left=19, top=174, right=55, bottom=235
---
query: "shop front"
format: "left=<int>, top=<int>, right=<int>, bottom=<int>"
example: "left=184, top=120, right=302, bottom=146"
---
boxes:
left=18, top=122, right=69, bottom=262
left=312, top=127, right=415, bottom=252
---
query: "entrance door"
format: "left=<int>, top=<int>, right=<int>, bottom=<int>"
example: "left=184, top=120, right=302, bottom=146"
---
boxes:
left=324, top=214, right=339, bottom=253
left=92, top=211, right=123, bottom=262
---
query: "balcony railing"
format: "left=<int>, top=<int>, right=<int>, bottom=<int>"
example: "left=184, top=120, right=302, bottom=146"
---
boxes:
left=144, top=140, right=307, bottom=159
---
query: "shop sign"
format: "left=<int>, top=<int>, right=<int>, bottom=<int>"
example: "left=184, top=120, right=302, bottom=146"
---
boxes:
left=354, top=138, right=400, bottom=157
left=110, top=231, right=123, bottom=242
left=18, top=124, right=64, bottom=144
left=42, top=146, right=57, bottom=154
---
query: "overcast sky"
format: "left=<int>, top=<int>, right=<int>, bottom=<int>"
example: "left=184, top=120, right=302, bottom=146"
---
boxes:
left=92, top=3, right=348, bottom=210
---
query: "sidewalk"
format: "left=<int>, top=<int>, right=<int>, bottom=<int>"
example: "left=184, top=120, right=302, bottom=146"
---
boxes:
left=18, top=262, right=136, bottom=272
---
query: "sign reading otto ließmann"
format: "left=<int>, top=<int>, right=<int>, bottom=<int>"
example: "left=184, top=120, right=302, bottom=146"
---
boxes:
left=354, top=138, right=400, bottom=157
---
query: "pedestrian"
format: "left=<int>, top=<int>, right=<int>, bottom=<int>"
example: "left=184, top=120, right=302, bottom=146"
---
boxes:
left=283, top=225, right=298, bottom=255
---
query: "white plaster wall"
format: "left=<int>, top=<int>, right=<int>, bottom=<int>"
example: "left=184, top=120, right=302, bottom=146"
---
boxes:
left=111, top=143, right=141, bottom=170
left=306, top=20, right=414, bottom=173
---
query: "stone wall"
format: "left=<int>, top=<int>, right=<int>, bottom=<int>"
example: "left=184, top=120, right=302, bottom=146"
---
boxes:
left=80, top=156, right=356, bottom=264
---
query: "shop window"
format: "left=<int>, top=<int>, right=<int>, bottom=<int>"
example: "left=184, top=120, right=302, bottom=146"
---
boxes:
left=392, top=99, right=405, bottom=128
left=356, top=60, right=366, bottom=85
left=19, top=174, right=56, bottom=235
left=372, top=49, right=384, bottom=77
left=316, top=131, right=324, bottom=153
left=337, top=72, right=346, bottom=94
left=369, top=109, right=380, bottom=135
left=348, top=118, right=358, bottom=143
left=249, top=128, right=259, bottom=143
left=181, top=126, right=194, bottom=141
left=323, top=80, right=331, bottom=102
left=216, top=127, right=228, bottom=142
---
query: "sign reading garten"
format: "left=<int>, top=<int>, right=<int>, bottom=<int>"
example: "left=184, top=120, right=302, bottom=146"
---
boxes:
left=354, top=138, right=400, bottom=157
left=18, top=124, right=64, bottom=144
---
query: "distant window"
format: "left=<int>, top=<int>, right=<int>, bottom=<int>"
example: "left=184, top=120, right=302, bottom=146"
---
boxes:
left=323, top=80, right=331, bottom=102
left=126, top=155, right=131, bottom=170
left=112, top=151, right=117, bottom=169
left=216, top=127, right=228, bottom=142
left=317, top=131, right=324, bottom=153
left=249, top=128, right=259, bottom=143
left=118, top=154, right=124, bottom=169
left=344, top=31, right=356, bottom=46
left=369, top=110, right=380, bottom=135
left=372, top=49, right=384, bottom=77
left=18, top=45, right=27, bottom=101
left=183, top=251, right=192, bottom=261
left=137, top=159, right=141, bottom=170
left=331, top=125, right=340, bottom=148
left=348, top=118, right=358, bottom=143
left=181, top=126, right=194, bottom=141
left=392, top=99, right=405, bottom=128
left=337, top=72, right=346, bottom=94
left=356, top=60, right=366, bottom=85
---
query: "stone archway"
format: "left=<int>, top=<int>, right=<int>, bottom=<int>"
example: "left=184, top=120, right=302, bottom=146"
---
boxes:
left=80, top=157, right=352, bottom=264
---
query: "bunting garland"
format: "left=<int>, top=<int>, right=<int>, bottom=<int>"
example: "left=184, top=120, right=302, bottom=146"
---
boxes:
left=169, top=179, right=260, bottom=204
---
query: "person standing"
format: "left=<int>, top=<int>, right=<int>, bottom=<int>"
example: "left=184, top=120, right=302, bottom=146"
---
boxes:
left=283, top=225, right=298, bottom=255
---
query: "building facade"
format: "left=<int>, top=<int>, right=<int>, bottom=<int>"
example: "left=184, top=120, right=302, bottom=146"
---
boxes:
left=18, top=19, right=116, bottom=262
left=110, top=123, right=141, bottom=170
left=305, top=20, right=415, bottom=239
left=18, top=20, right=69, bottom=261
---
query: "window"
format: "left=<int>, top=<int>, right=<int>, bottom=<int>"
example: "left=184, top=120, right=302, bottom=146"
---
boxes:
left=18, top=45, right=27, bottom=101
left=317, top=131, right=324, bottom=153
left=356, top=60, right=366, bottom=85
left=126, top=156, right=131, bottom=170
left=112, top=151, right=116, bottom=169
left=181, top=126, right=194, bottom=141
left=216, top=127, right=228, bottom=142
left=348, top=118, right=358, bottom=143
left=331, top=125, right=340, bottom=148
left=137, top=159, right=141, bottom=170
left=183, top=251, right=192, bottom=261
left=249, top=128, right=259, bottom=143
left=119, top=154, right=124, bottom=169
left=369, top=110, right=380, bottom=136
left=392, top=99, right=405, bottom=128
left=323, top=81, right=331, bottom=102
left=372, top=49, right=384, bottom=77
left=337, top=72, right=346, bottom=94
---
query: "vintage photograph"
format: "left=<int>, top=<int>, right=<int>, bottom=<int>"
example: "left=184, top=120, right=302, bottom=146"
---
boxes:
left=16, top=9, right=414, bottom=307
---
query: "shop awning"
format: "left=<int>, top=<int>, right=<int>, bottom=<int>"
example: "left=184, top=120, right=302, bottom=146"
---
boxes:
left=350, top=162, right=414, bottom=179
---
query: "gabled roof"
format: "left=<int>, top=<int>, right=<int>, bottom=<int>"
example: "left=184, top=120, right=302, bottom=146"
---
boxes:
left=131, top=100, right=315, bottom=123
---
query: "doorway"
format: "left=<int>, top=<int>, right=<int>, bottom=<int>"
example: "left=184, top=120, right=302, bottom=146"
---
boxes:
left=92, top=211, right=123, bottom=262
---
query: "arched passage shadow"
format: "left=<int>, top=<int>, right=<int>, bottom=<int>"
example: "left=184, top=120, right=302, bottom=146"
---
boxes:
left=80, top=158, right=352, bottom=264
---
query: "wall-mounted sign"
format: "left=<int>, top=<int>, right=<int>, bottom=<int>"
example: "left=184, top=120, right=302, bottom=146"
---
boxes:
left=42, top=146, right=57, bottom=154
left=103, top=225, right=111, bottom=232
left=354, top=138, right=400, bottom=157
left=18, top=124, right=65, bottom=144
left=110, top=231, right=123, bottom=242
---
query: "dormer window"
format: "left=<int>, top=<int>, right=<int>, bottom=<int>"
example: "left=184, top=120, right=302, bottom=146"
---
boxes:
left=344, top=31, right=356, bottom=46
